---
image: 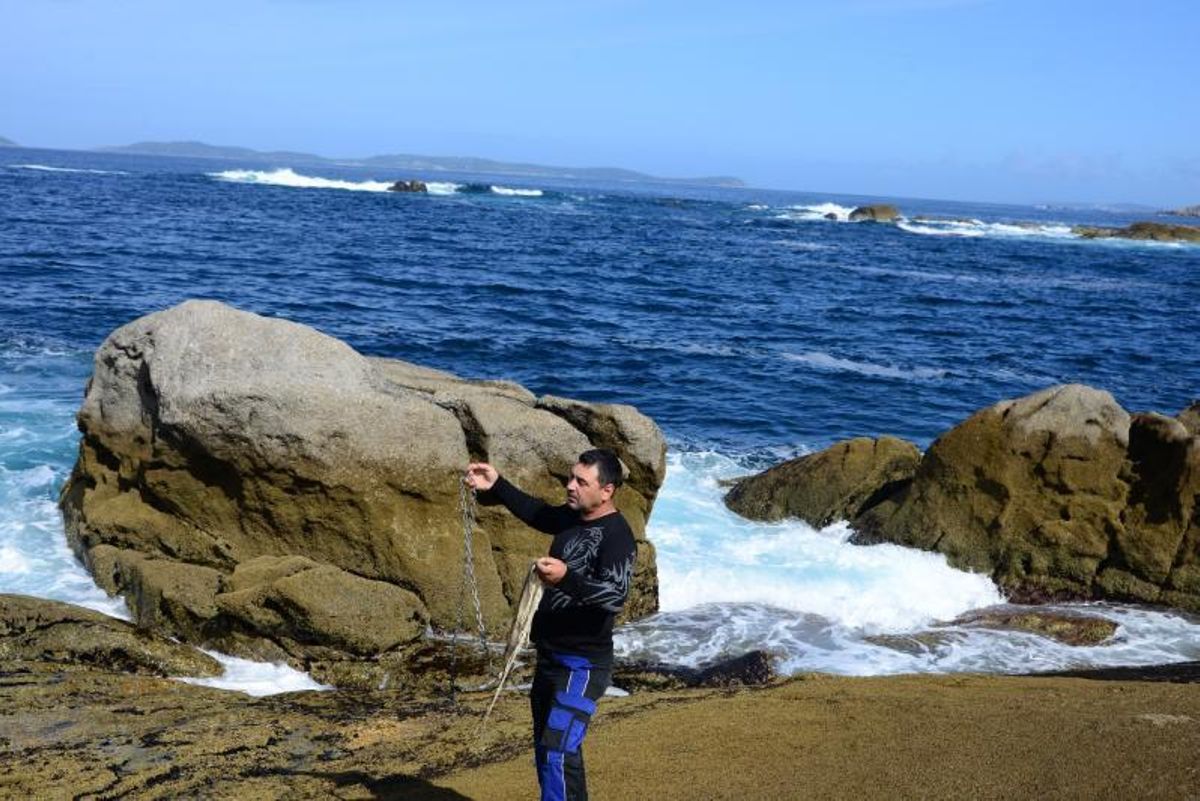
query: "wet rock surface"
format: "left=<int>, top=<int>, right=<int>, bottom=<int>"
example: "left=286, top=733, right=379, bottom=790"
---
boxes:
left=946, top=607, right=1119, bottom=646
left=613, top=650, right=780, bottom=692
left=0, top=594, right=221, bottom=678
left=849, top=204, right=900, bottom=222
left=724, top=436, right=919, bottom=526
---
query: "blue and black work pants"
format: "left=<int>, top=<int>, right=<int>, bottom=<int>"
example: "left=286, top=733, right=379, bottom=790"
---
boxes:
left=531, top=649, right=611, bottom=801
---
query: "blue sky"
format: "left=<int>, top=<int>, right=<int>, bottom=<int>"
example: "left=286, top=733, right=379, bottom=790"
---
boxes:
left=1, top=0, right=1196, bottom=205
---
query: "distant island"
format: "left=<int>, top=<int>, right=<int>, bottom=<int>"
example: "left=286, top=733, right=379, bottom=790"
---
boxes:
left=0, top=136, right=17, bottom=147
left=99, top=140, right=745, bottom=187
left=1165, top=204, right=1200, bottom=218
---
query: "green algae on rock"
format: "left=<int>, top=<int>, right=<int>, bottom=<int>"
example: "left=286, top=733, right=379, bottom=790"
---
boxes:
left=0, top=594, right=221, bottom=677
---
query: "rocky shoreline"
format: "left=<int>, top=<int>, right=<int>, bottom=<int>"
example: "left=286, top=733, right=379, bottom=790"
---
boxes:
left=6, top=302, right=1200, bottom=797
left=3, top=625, right=1198, bottom=799
left=726, top=384, right=1200, bottom=614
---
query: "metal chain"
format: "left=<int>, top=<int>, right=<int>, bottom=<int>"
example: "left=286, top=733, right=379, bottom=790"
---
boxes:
left=459, top=478, right=489, bottom=654
left=448, top=475, right=490, bottom=702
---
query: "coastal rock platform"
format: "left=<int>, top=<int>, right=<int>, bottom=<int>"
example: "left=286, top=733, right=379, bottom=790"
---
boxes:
left=4, top=652, right=1198, bottom=799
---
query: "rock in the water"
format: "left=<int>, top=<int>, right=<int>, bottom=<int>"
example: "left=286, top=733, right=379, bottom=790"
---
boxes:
left=613, top=650, right=778, bottom=692
left=849, top=384, right=1200, bottom=613
left=947, top=608, right=1118, bottom=646
left=60, top=300, right=666, bottom=673
left=1072, top=222, right=1200, bottom=243
left=694, top=650, right=778, bottom=687
left=724, top=436, right=920, bottom=526
left=387, top=179, right=428, bottom=192
left=849, top=204, right=900, bottom=222
left=0, top=594, right=221, bottom=677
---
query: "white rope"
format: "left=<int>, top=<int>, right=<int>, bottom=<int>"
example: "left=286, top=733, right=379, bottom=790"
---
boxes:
left=478, top=560, right=544, bottom=733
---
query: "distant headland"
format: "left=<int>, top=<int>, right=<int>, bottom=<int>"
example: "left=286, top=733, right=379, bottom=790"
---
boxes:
left=97, top=140, right=746, bottom=188
left=0, top=135, right=18, bottom=147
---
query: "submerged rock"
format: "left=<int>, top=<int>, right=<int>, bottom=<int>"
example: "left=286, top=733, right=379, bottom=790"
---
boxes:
left=724, top=436, right=920, bottom=526
left=1072, top=222, right=1200, bottom=243
left=0, top=594, right=221, bottom=677
left=947, top=608, right=1118, bottom=646
left=849, top=204, right=900, bottom=222
left=60, top=300, right=666, bottom=677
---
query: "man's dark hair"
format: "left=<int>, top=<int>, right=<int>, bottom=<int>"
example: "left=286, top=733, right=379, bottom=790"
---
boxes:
left=578, top=448, right=624, bottom=488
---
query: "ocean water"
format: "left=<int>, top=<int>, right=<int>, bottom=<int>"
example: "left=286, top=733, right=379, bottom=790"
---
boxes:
left=2, top=148, right=1199, bottom=691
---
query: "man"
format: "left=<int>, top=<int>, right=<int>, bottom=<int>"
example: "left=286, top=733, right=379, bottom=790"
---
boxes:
left=465, top=448, right=636, bottom=801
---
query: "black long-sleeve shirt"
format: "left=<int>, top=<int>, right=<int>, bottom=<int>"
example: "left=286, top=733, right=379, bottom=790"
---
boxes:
left=489, top=475, right=636, bottom=661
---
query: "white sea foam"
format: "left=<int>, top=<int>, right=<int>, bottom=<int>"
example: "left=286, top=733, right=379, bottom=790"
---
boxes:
left=210, top=168, right=393, bottom=193
left=614, top=451, right=1200, bottom=676
left=10, top=164, right=128, bottom=175
left=178, top=651, right=331, bottom=696
left=490, top=185, right=543, bottom=197
left=0, top=544, right=32, bottom=574
left=645, top=452, right=1001, bottom=632
left=782, top=350, right=948, bottom=380
left=776, top=202, right=857, bottom=222
left=897, top=218, right=1076, bottom=240
left=425, top=181, right=462, bottom=195
left=769, top=239, right=836, bottom=252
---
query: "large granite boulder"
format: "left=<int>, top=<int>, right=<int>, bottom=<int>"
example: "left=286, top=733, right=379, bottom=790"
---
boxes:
left=724, top=436, right=920, bottom=526
left=60, top=300, right=666, bottom=677
left=0, top=594, right=221, bottom=677
left=852, top=385, right=1200, bottom=610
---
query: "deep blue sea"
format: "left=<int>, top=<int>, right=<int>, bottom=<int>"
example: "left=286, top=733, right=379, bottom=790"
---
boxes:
left=2, top=148, right=1199, bottom=690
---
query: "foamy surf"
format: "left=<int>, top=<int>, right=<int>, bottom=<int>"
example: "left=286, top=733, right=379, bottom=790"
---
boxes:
left=782, top=350, right=948, bottom=381
left=490, top=185, right=543, bottom=197
left=614, top=450, right=1200, bottom=676
left=897, top=217, right=1076, bottom=240
left=776, top=202, right=857, bottom=222
left=210, top=168, right=393, bottom=192
left=178, top=651, right=331, bottom=696
left=11, top=164, right=128, bottom=175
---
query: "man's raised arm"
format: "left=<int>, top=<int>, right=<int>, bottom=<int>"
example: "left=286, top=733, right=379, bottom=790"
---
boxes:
left=465, top=462, right=575, bottom=535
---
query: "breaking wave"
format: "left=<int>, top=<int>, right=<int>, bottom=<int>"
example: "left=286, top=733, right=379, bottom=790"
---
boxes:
left=614, top=451, right=1200, bottom=676
left=11, top=164, right=128, bottom=175
left=208, top=169, right=547, bottom=198
left=210, top=168, right=393, bottom=192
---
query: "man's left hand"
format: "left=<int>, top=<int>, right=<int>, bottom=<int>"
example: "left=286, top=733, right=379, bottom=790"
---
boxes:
left=535, top=557, right=567, bottom=586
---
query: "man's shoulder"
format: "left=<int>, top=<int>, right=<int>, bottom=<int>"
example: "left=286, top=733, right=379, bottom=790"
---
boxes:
left=598, top=511, right=635, bottom=545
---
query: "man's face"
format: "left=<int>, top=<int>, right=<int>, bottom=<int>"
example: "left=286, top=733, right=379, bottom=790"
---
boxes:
left=565, top=462, right=613, bottom=513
